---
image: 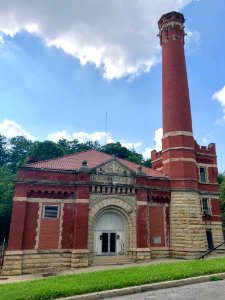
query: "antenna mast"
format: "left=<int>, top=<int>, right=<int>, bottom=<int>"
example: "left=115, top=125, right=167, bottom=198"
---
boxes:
left=105, top=112, right=108, bottom=144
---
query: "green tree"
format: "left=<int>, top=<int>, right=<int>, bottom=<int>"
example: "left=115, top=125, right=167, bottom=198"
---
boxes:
left=126, top=152, right=144, bottom=165
left=0, top=134, right=8, bottom=166
left=100, top=142, right=130, bottom=159
left=143, top=158, right=151, bottom=168
left=28, top=141, right=64, bottom=161
left=8, top=136, right=33, bottom=172
left=57, top=139, right=101, bottom=155
left=57, top=139, right=73, bottom=155
left=218, top=173, right=225, bottom=226
left=0, top=166, right=15, bottom=241
left=218, top=173, right=224, bottom=185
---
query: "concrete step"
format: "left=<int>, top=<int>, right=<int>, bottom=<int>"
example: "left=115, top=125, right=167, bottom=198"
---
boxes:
left=92, top=255, right=132, bottom=266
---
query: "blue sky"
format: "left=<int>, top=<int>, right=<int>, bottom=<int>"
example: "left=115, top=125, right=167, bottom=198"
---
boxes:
left=0, top=0, right=224, bottom=172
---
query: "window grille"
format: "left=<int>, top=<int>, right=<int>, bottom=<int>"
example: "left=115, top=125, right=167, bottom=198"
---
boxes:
left=43, top=205, right=59, bottom=218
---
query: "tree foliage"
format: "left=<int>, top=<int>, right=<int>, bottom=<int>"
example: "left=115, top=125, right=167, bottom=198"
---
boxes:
left=0, top=166, right=15, bottom=241
left=0, top=134, right=8, bottom=166
left=28, top=141, right=64, bottom=161
left=100, top=142, right=144, bottom=165
left=8, top=136, right=33, bottom=172
left=218, top=173, right=225, bottom=226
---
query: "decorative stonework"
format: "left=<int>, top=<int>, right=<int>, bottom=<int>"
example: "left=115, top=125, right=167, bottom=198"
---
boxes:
left=95, top=159, right=133, bottom=176
left=58, top=203, right=64, bottom=249
left=88, top=195, right=137, bottom=261
left=34, top=202, right=42, bottom=249
left=90, top=194, right=136, bottom=211
left=91, top=159, right=135, bottom=185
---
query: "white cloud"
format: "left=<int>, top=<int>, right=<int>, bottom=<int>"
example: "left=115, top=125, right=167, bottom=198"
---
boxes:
left=0, top=34, right=4, bottom=44
left=202, top=134, right=211, bottom=145
left=0, top=0, right=193, bottom=79
left=120, top=141, right=142, bottom=151
left=212, top=85, right=225, bottom=121
left=48, top=128, right=164, bottom=161
left=185, top=30, right=201, bottom=53
left=202, top=138, right=207, bottom=144
left=47, top=130, right=72, bottom=142
left=153, top=128, right=163, bottom=151
left=47, top=130, right=144, bottom=151
left=0, top=119, right=35, bottom=140
left=142, top=147, right=153, bottom=160
left=72, top=131, right=114, bottom=144
left=47, top=130, right=114, bottom=144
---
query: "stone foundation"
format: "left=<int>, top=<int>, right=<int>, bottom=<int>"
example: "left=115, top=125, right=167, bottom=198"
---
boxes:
left=2, top=250, right=72, bottom=275
left=1, top=251, right=23, bottom=276
left=150, top=248, right=170, bottom=259
left=135, top=249, right=151, bottom=261
left=71, top=250, right=89, bottom=269
left=2, top=249, right=91, bottom=275
left=170, top=191, right=207, bottom=258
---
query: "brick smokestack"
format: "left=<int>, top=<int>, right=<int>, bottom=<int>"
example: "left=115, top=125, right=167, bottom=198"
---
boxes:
left=157, top=11, right=198, bottom=187
left=158, top=11, right=192, bottom=134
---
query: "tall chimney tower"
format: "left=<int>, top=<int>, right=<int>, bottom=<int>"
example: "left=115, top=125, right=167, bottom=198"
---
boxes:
left=158, top=11, right=198, bottom=188
left=155, top=11, right=207, bottom=258
left=159, top=12, right=192, bottom=135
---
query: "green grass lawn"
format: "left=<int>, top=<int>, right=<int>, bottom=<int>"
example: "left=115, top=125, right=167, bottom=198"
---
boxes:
left=1, top=257, right=225, bottom=300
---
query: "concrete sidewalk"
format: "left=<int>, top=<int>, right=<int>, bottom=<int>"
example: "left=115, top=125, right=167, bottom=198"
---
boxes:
left=0, top=258, right=181, bottom=284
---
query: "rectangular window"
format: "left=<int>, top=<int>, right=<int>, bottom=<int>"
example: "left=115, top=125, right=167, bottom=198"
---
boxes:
left=202, top=198, right=210, bottom=215
left=43, top=205, right=59, bottom=218
left=199, top=166, right=207, bottom=182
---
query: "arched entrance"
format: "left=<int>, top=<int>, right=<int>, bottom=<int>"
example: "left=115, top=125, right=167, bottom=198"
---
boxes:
left=94, top=212, right=125, bottom=255
left=88, top=196, right=137, bottom=260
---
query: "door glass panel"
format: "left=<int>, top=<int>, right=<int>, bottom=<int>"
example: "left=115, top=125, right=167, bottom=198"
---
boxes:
left=102, top=233, right=108, bottom=253
left=110, top=233, right=116, bottom=253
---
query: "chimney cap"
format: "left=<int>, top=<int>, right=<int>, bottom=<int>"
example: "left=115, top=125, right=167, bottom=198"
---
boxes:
left=158, top=11, right=185, bottom=28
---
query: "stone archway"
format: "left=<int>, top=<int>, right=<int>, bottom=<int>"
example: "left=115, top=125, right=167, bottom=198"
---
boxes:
left=88, top=197, right=136, bottom=259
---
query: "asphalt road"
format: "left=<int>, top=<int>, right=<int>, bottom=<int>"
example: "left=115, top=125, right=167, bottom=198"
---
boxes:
left=105, top=280, right=225, bottom=300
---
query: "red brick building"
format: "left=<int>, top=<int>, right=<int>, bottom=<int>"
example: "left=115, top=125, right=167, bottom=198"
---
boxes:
left=2, top=11, right=224, bottom=275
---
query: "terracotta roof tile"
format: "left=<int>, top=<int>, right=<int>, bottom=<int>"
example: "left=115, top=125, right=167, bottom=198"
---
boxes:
left=25, top=149, right=165, bottom=178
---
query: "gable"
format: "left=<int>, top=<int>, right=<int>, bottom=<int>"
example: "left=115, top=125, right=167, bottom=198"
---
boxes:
left=95, top=159, right=133, bottom=176
left=91, top=159, right=135, bottom=185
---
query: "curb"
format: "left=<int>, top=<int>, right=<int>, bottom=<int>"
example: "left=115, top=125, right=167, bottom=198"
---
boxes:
left=58, top=272, right=225, bottom=300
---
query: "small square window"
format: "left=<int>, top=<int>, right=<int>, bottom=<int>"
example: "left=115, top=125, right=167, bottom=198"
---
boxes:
left=154, top=237, right=161, bottom=244
left=199, top=166, right=207, bottom=182
left=43, top=205, right=59, bottom=218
